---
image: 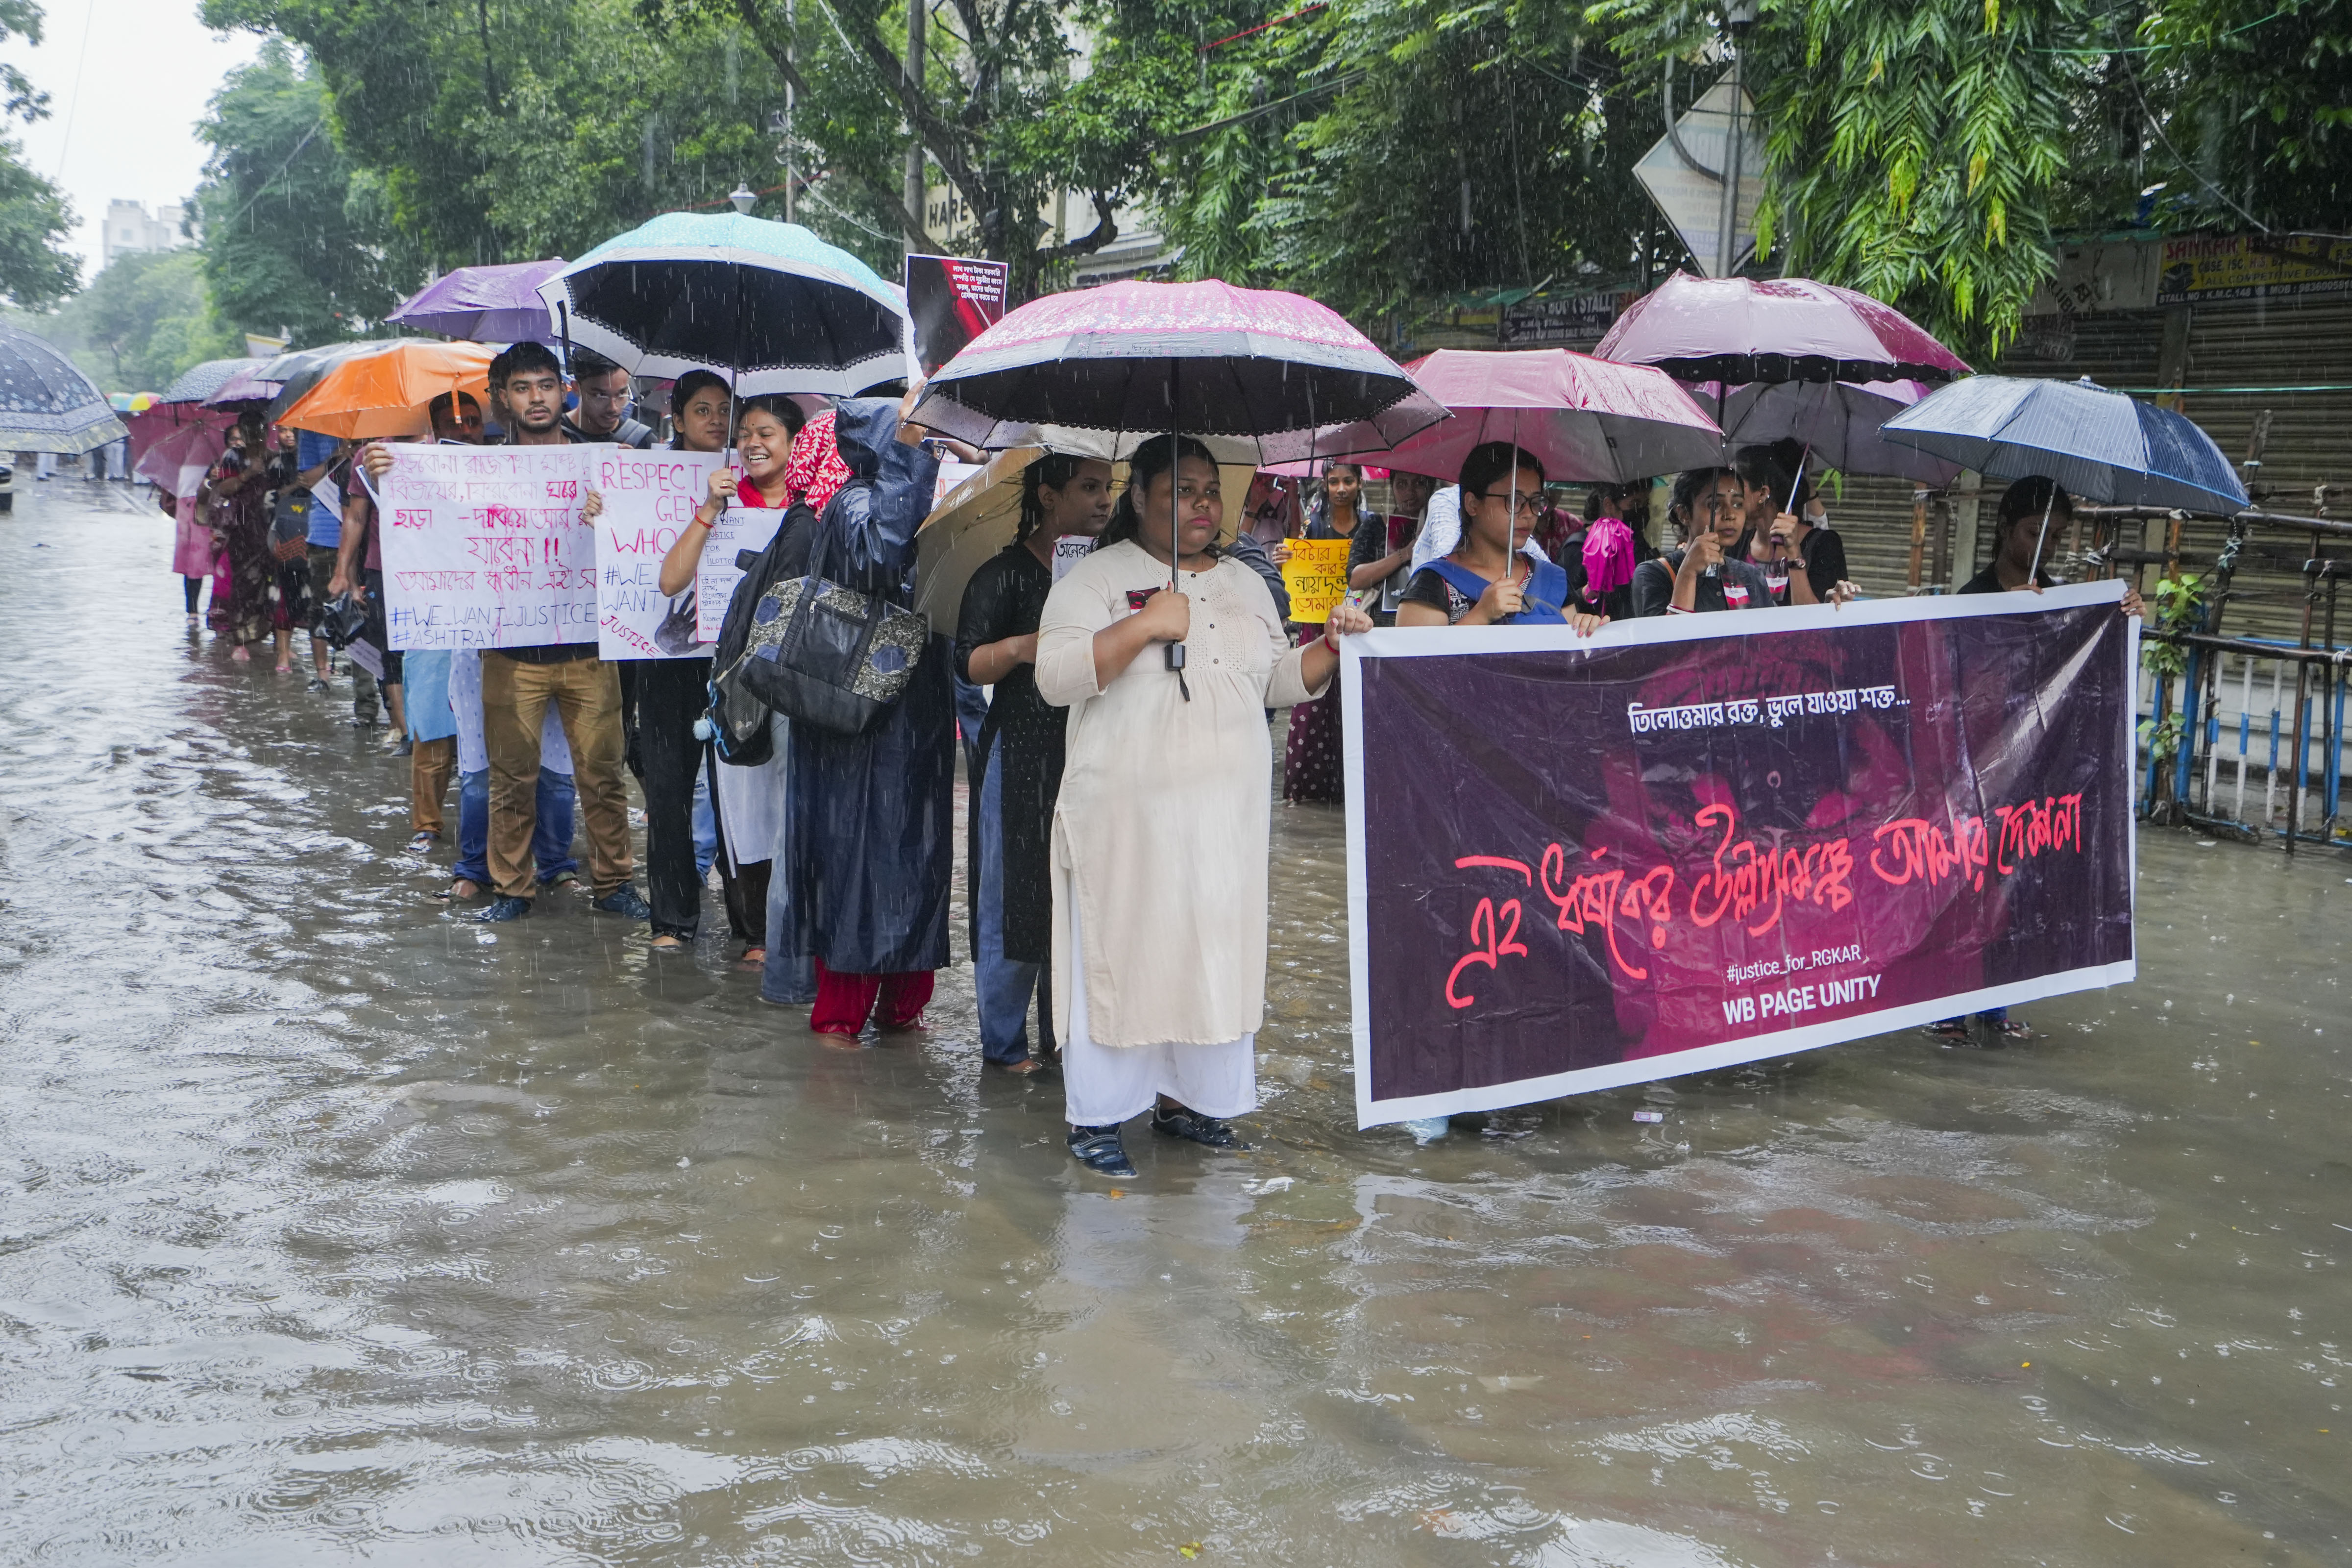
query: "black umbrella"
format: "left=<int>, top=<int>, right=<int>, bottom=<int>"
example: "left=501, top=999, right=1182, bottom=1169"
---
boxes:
left=0, top=323, right=126, bottom=454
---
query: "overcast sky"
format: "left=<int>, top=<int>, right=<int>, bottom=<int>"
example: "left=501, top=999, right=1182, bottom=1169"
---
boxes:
left=7, top=0, right=262, bottom=276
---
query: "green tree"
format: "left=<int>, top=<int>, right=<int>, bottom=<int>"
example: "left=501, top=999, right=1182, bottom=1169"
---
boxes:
left=2135, top=0, right=2352, bottom=231
left=193, top=40, right=409, bottom=344
left=0, top=0, right=80, bottom=310
left=43, top=249, right=240, bottom=391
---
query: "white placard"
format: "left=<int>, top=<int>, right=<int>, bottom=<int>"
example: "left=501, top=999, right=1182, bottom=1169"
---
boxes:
left=592, top=447, right=730, bottom=659
left=378, top=443, right=602, bottom=651
left=1052, top=535, right=1090, bottom=582
left=695, top=507, right=790, bottom=644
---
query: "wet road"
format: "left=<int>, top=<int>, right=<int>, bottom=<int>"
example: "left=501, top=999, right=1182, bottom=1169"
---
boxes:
left=1, top=480, right=2346, bottom=1566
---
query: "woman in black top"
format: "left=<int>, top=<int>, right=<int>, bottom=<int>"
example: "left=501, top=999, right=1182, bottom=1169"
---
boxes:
left=1629, top=467, right=1779, bottom=616
left=1733, top=438, right=1854, bottom=605
left=954, top=453, right=1115, bottom=1072
left=1347, top=468, right=1436, bottom=626
left=1556, top=482, right=1660, bottom=622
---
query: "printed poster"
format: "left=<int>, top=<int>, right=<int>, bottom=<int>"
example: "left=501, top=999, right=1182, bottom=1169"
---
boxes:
left=377, top=443, right=601, bottom=650
left=1281, top=538, right=1352, bottom=626
left=1343, top=584, right=2139, bottom=1127
left=594, top=447, right=730, bottom=659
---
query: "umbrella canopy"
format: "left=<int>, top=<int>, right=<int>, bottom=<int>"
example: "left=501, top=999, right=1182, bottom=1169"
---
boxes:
left=1595, top=272, right=1969, bottom=387
left=275, top=341, right=497, bottom=440
left=539, top=213, right=907, bottom=395
left=134, top=411, right=231, bottom=495
left=390, top=259, right=564, bottom=343
left=1706, top=377, right=1960, bottom=485
left=911, top=279, right=1445, bottom=466
left=0, top=322, right=127, bottom=454
left=1306, top=347, right=1722, bottom=485
left=1881, top=375, right=2247, bottom=513
left=261, top=339, right=412, bottom=422
left=160, top=356, right=268, bottom=404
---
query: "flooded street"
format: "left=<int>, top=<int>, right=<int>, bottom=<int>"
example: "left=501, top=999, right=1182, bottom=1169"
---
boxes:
left=3, top=480, right=2347, bottom=1566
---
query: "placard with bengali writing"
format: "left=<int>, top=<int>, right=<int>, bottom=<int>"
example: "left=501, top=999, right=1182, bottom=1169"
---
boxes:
left=1342, top=584, right=2139, bottom=1127
left=695, top=506, right=789, bottom=644
left=378, top=443, right=602, bottom=651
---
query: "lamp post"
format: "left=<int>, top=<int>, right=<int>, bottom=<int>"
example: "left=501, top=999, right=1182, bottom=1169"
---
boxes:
left=729, top=181, right=758, bottom=215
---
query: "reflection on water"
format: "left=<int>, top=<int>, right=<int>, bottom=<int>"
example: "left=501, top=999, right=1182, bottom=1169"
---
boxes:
left=0, top=484, right=2345, bottom=1565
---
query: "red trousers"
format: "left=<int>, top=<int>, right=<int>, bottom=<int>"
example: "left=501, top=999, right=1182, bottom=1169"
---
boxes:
left=810, top=959, right=934, bottom=1034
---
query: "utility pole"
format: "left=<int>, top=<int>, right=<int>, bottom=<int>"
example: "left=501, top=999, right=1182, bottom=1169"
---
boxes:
left=784, top=0, right=797, bottom=224
left=904, top=0, right=927, bottom=255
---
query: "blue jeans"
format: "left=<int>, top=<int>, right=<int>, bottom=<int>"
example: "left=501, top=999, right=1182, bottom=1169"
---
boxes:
left=692, top=764, right=718, bottom=878
left=454, top=767, right=579, bottom=886
left=974, top=758, right=1053, bottom=1065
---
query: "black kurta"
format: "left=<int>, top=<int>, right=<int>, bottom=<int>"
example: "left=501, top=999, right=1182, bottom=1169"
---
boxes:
left=954, top=542, right=1062, bottom=964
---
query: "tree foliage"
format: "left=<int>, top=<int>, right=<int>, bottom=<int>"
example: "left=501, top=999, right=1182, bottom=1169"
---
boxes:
left=193, top=41, right=410, bottom=343
left=17, top=249, right=240, bottom=392
left=0, top=0, right=79, bottom=311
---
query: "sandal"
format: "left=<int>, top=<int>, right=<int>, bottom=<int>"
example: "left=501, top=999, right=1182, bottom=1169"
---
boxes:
left=1067, top=1124, right=1137, bottom=1177
left=1151, top=1104, right=1250, bottom=1150
left=405, top=831, right=438, bottom=855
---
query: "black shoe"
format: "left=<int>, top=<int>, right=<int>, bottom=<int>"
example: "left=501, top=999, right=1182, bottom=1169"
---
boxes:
left=472, top=895, right=532, bottom=923
left=1151, top=1104, right=1250, bottom=1150
left=592, top=882, right=652, bottom=920
left=1067, top=1124, right=1137, bottom=1177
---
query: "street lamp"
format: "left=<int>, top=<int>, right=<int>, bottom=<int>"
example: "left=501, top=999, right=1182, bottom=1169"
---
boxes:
left=729, top=182, right=758, bottom=215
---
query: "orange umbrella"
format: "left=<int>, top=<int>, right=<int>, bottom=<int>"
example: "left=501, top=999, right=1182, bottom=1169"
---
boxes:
left=275, top=341, right=495, bottom=439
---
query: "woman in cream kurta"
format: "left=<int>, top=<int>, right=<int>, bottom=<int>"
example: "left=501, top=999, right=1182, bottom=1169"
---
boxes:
left=1034, top=435, right=1369, bottom=1173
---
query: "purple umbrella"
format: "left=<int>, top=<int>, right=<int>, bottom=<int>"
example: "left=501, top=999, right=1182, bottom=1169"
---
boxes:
left=389, top=259, right=565, bottom=343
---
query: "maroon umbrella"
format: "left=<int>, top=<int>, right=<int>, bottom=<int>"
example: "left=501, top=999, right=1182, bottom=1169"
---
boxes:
left=1594, top=272, right=1968, bottom=388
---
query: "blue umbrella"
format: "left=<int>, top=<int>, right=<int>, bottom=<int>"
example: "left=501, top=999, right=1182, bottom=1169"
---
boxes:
left=1881, top=374, right=2247, bottom=514
left=537, top=213, right=909, bottom=397
left=0, top=323, right=125, bottom=454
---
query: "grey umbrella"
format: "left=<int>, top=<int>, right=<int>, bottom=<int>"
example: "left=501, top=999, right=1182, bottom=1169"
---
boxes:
left=159, top=356, right=269, bottom=405
left=0, top=323, right=126, bottom=454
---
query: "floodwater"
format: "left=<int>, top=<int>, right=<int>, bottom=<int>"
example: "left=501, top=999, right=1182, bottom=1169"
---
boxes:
left=1, top=479, right=2346, bottom=1567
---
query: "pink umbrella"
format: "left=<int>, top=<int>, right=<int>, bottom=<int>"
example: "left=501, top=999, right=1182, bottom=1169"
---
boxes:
left=1308, top=348, right=1725, bottom=484
left=1594, top=272, right=1968, bottom=388
left=136, top=411, right=231, bottom=496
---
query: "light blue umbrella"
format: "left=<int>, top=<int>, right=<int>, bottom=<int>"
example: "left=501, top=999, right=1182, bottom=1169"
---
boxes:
left=1881, top=374, right=2247, bottom=514
left=538, top=213, right=910, bottom=396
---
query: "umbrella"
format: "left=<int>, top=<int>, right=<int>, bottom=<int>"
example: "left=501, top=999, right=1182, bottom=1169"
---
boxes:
left=1705, top=377, right=1960, bottom=485
left=914, top=278, right=1444, bottom=683
left=912, top=279, right=1445, bottom=467
left=1595, top=271, right=1969, bottom=388
left=0, top=322, right=127, bottom=454
left=539, top=213, right=907, bottom=396
left=275, top=341, right=497, bottom=440
left=1882, top=374, right=2248, bottom=577
left=389, top=259, right=565, bottom=343
left=201, top=368, right=281, bottom=409
left=1305, top=348, right=1722, bottom=485
left=134, top=412, right=231, bottom=496
left=1881, top=375, right=2246, bottom=514
left=262, top=339, right=412, bottom=423
left=159, top=356, right=267, bottom=405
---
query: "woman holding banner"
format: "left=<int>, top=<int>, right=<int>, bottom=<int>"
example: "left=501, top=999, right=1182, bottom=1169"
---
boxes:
left=1035, top=434, right=1372, bottom=1178
left=1395, top=442, right=1607, bottom=634
left=955, top=453, right=1115, bottom=1074
left=1629, top=467, right=1778, bottom=617
left=1280, top=460, right=1363, bottom=804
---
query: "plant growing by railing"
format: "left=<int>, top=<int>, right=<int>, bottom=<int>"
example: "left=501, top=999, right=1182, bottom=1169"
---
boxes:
left=2142, top=571, right=2206, bottom=769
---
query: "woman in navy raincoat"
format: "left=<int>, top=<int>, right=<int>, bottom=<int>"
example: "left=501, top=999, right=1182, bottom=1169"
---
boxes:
left=779, top=394, right=954, bottom=1035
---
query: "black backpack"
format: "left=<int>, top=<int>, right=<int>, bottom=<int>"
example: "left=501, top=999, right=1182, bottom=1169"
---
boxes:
left=705, top=502, right=816, bottom=766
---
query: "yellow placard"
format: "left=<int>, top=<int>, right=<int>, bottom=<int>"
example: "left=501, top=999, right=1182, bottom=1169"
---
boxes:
left=1280, top=538, right=1353, bottom=626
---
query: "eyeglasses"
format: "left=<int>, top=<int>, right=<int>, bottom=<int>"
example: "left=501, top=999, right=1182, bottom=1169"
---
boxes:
left=1476, top=489, right=1547, bottom=516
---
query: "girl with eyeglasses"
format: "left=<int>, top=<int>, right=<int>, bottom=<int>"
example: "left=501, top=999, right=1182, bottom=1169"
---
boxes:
left=1394, top=441, right=1607, bottom=634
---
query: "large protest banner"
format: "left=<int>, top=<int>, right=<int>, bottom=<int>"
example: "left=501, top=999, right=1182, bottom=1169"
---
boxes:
left=593, top=446, right=728, bottom=659
left=378, top=444, right=601, bottom=650
left=1342, top=584, right=2138, bottom=1127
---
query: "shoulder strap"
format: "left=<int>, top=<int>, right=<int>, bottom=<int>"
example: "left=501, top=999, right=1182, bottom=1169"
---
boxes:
left=1424, top=558, right=1490, bottom=606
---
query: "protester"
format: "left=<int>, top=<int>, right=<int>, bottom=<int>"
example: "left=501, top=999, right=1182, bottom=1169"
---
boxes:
left=1734, top=440, right=1851, bottom=604
left=1348, top=468, right=1436, bottom=626
left=293, top=430, right=357, bottom=697
left=367, top=344, right=641, bottom=924
left=1281, top=460, right=1362, bottom=804
left=1629, top=466, right=1777, bottom=617
left=167, top=479, right=213, bottom=626
left=954, top=452, right=1115, bottom=1074
left=784, top=407, right=852, bottom=513
left=772, top=392, right=951, bottom=1037
left=619, top=369, right=733, bottom=952
left=564, top=349, right=657, bottom=448
left=199, top=411, right=291, bottom=665
left=1035, top=433, right=1372, bottom=1177
left=1396, top=443, right=1608, bottom=634
left=402, top=645, right=459, bottom=855
left=1558, top=483, right=1658, bottom=622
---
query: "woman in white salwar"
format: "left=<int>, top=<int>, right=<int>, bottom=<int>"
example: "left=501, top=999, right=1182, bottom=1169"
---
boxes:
left=1034, top=435, right=1372, bottom=1177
